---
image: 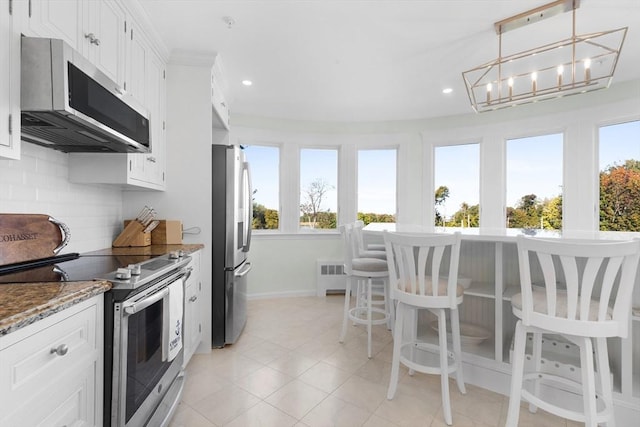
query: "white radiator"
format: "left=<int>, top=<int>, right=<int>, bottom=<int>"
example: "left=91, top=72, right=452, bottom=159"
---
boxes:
left=316, top=260, right=347, bottom=296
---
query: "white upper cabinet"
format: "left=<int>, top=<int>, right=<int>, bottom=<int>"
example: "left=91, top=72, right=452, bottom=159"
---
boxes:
left=83, top=0, right=127, bottom=87
left=21, top=0, right=83, bottom=48
left=21, top=0, right=126, bottom=88
left=126, top=19, right=148, bottom=106
left=0, top=0, right=20, bottom=159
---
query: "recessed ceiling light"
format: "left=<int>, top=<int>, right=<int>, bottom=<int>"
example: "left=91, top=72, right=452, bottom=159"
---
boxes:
left=242, top=80, right=252, bottom=86
left=442, top=88, right=453, bottom=94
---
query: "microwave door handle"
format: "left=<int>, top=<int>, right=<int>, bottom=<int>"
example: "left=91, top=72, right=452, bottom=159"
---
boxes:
left=123, top=287, right=169, bottom=315
left=242, top=161, right=252, bottom=252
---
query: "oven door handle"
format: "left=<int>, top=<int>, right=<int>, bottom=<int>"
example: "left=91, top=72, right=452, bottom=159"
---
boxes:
left=123, top=287, right=169, bottom=315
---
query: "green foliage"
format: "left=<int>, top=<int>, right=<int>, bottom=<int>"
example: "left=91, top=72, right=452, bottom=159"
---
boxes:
left=599, top=160, right=640, bottom=231
left=447, top=203, right=479, bottom=227
left=357, top=213, right=396, bottom=225
left=252, top=203, right=279, bottom=229
left=434, top=185, right=450, bottom=226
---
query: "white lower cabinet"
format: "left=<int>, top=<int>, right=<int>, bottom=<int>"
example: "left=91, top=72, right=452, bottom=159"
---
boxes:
left=0, top=295, right=104, bottom=427
left=183, top=250, right=202, bottom=367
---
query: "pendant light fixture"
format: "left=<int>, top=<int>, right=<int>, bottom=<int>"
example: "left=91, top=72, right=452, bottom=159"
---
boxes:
left=462, top=0, right=627, bottom=112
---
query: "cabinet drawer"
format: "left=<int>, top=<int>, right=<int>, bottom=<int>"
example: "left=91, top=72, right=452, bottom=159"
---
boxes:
left=0, top=304, right=98, bottom=408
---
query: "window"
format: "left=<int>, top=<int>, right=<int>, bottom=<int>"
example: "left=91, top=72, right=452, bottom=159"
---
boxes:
left=300, top=148, right=338, bottom=230
left=243, top=145, right=280, bottom=230
left=599, top=120, right=640, bottom=232
left=434, top=143, right=480, bottom=227
left=358, top=149, right=396, bottom=224
left=506, top=133, right=563, bottom=230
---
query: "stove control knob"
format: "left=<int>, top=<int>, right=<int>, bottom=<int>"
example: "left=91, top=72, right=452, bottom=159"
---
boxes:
left=178, top=250, right=185, bottom=258
left=116, top=268, right=131, bottom=279
left=128, top=264, right=141, bottom=276
left=169, top=251, right=179, bottom=259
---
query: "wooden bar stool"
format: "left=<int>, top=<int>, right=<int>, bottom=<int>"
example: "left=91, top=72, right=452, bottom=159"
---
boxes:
left=506, top=236, right=640, bottom=427
left=384, top=231, right=466, bottom=426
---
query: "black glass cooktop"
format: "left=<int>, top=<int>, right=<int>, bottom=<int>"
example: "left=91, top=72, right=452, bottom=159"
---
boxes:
left=0, top=253, right=156, bottom=284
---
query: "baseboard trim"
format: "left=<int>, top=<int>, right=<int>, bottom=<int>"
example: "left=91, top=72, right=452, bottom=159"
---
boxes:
left=248, top=290, right=317, bottom=300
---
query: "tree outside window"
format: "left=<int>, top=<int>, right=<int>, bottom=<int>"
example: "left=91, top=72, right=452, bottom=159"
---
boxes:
left=358, top=149, right=396, bottom=225
left=434, top=144, right=479, bottom=227
left=300, top=149, right=338, bottom=229
left=599, top=121, right=640, bottom=232
left=243, top=145, right=280, bottom=230
left=506, top=133, right=563, bottom=230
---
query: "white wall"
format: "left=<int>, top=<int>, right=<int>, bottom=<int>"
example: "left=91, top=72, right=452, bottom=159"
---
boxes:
left=123, top=59, right=216, bottom=349
left=0, top=143, right=123, bottom=253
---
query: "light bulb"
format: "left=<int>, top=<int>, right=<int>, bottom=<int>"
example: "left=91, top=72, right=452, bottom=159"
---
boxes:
left=508, top=77, right=514, bottom=100
left=486, top=83, right=492, bottom=104
left=584, top=58, right=591, bottom=83
left=557, top=65, right=564, bottom=89
left=531, top=72, right=537, bottom=95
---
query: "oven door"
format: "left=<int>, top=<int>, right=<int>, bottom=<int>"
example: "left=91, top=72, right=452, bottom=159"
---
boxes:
left=111, top=276, right=185, bottom=426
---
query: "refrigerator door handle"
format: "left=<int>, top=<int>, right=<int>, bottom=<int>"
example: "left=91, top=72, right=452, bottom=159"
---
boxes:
left=235, top=262, right=252, bottom=278
left=242, top=161, right=253, bottom=253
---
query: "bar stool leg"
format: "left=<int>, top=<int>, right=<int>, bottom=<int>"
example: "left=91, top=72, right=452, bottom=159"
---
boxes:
left=339, top=276, right=352, bottom=343
left=506, top=321, right=526, bottom=427
left=580, top=337, right=598, bottom=427
left=529, top=332, right=543, bottom=413
left=387, top=301, right=404, bottom=400
left=450, top=307, right=466, bottom=394
left=367, top=277, right=373, bottom=358
left=437, top=309, right=452, bottom=425
left=595, top=337, right=615, bottom=427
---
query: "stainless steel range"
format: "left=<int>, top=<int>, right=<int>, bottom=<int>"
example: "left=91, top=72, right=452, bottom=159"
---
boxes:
left=101, top=252, right=191, bottom=427
left=0, top=250, right=192, bottom=427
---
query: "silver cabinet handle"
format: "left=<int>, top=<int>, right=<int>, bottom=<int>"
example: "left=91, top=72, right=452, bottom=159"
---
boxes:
left=84, top=33, right=100, bottom=45
left=189, top=295, right=198, bottom=303
left=50, top=344, right=69, bottom=356
left=146, top=156, right=156, bottom=163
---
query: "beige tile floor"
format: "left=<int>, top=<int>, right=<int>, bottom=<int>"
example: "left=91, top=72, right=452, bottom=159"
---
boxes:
left=169, top=295, right=581, bottom=427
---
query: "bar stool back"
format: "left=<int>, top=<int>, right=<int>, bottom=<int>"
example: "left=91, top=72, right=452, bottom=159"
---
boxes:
left=384, top=231, right=466, bottom=426
left=506, top=236, right=640, bottom=427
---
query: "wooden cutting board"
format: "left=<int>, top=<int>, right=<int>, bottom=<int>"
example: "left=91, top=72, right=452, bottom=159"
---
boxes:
left=0, top=214, right=70, bottom=265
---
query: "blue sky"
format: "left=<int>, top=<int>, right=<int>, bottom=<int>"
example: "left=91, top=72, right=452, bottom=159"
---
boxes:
left=245, top=120, right=638, bottom=217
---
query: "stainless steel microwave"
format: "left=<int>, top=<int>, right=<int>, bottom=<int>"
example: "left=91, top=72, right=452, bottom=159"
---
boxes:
left=20, top=37, right=150, bottom=153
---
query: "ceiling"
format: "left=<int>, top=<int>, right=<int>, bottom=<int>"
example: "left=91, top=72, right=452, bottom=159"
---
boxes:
left=138, top=0, right=640, bottom=122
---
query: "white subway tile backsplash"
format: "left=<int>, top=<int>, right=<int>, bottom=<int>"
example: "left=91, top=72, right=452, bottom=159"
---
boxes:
left=1, top=143, right=123, bottom=253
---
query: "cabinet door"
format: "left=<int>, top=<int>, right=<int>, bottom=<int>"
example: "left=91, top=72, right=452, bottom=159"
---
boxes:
left=0, top=295, right=102, bottom=427
left=145, top=50, right=166, bottom=186
left=85, top=0, right=127, bottom=86
left=129, top=44, right=165, bottom=188
left=2, top=361, right=98, bottom=426
left=126, top=20, right=148, bottom=107
left=183, top=252, right=202, bottom=366
left=0, top=0, right=19, bottom=159
left=21, top=0, right=83, bottom=48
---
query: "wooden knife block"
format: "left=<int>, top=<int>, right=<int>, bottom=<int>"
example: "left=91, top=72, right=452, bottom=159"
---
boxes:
left=113, top=220, right=151, bottom=247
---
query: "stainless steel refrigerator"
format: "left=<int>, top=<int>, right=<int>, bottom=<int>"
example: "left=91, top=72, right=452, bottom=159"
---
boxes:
left=211, top=144, right=252, bottom=347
